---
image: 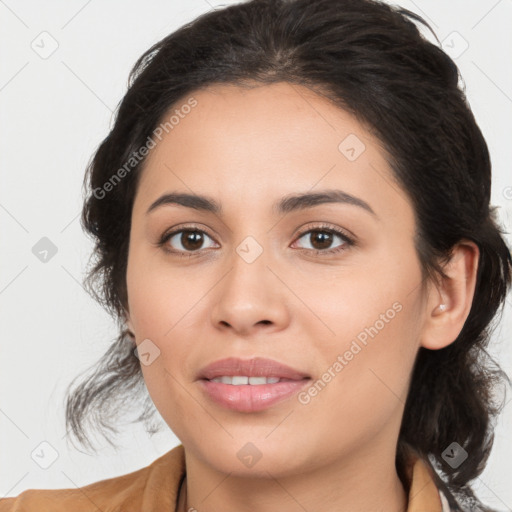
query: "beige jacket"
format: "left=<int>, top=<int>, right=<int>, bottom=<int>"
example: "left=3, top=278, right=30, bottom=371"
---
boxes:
left=0, top=443, right=451, bottom=511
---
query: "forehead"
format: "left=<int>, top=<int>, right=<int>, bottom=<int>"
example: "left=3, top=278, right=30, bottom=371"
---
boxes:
left=133, top=81, right=412, bottom=225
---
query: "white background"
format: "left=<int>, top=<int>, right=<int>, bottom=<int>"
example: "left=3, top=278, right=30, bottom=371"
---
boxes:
left=1, top=0, right=511, bottom=509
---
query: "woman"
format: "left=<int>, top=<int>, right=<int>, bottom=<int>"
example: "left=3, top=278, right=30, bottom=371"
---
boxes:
left=1, top=0, right=510, bottom=511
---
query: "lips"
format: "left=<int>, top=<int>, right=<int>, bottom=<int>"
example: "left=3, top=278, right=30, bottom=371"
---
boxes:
left=197, top=357, right=312, bottom=413
left=199, top=378, right=311, bottom=412
left=197, top=356, right=310, bottom=381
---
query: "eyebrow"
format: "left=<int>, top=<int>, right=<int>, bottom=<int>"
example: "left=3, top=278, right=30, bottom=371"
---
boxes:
left=146, top=189, right=377, bottom=218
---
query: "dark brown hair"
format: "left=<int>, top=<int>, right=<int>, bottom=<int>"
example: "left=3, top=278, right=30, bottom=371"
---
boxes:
left=64, top=1, right=512, bottom=510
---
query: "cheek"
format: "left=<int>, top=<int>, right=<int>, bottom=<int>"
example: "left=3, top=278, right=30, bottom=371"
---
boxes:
left=126, top=242, right=204, bottom=337
left=125, top=247, right=207, bottom=409
left=298, top=250, right=422, bottom=360
left=299, top=244, right=423, bottom=422
left=296, top=300, right=421, bottom=459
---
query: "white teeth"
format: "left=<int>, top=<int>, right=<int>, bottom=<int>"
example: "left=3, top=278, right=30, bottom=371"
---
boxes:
left=210, top=376, right=281, bottom=385
left=249, top=377, right=269, bottom=385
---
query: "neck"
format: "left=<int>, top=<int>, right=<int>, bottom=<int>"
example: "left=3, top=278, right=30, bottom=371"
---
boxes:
left=179, top=443, right=408, bottom=512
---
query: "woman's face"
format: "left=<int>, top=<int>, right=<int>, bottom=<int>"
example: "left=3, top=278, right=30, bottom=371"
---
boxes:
left=125, top=81, right=433, bottom=477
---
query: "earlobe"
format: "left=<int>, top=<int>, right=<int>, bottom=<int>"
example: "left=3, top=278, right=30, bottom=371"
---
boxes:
left=432, top=302, right=447, bottom=316
left=420, top=240, right=479, bottom=350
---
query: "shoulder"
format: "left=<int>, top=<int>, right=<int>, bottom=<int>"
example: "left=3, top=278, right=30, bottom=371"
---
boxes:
left=0, top=444, right=186, bottom=512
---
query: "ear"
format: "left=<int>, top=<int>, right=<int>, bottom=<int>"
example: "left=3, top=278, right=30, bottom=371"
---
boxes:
left=420, top=239, right=479, bottom=350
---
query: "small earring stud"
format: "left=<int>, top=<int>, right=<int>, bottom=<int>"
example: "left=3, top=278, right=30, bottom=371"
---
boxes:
left=438, top=303, right=447, bottom=312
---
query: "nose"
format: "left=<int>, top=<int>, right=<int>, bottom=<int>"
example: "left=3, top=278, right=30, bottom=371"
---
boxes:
left=209, top=243, right=290, bottom=337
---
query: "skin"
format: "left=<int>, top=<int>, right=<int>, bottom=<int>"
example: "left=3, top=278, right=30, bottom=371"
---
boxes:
left=125, top=81, right=479, bottom=512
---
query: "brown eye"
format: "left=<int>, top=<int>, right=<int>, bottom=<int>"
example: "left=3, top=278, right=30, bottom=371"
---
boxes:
left=294, top=227, right=352, bottom=254
left=308, top=231, right=335, bottom=250
left=179, top=230, right=205, bottom=251
left=161, top=229, right=217, bottom=254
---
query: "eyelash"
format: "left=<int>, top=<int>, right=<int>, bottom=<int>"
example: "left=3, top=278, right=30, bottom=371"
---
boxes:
left=157, top=223, right=355, bottom=259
